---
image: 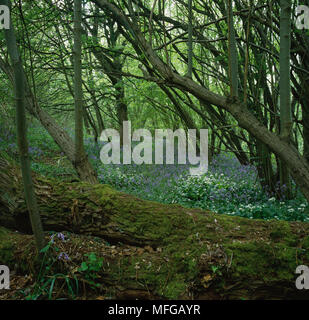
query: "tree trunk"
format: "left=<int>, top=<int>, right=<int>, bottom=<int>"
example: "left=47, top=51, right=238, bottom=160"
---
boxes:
left=1, top=155, right=309, bottom=299
left=227, top=0, right=238, bottom=97
left=73, top=0, right=97, bottom=182
left=92, top=92, right=105, bottom=134
left=115, top=78, right=128, bottom=147
left=186, top=0, right=193, bottom=78
left=279, top=0, right=292, bottom=199
left=300, top=70, right=309, bottom=165
left=1, top=0, right=45, bottom=251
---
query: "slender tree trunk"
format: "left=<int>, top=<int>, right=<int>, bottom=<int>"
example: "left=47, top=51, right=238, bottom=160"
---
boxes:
left=279, top=0, right=293, bottom=199
left=256, top=140, right=276, bottom=195
left=227, top=0, right=238, bottom=97
left=303, top=101, right=309, bottom=164
left=300, top=60, right=309, bottom=164
left=186, top=0, right=193, bottom=78
left=114, top=76, right=128, bottom=146
left=94, top=97, right=105, bottom=134
left=74, top=0, right=85, bottom=163
left=1, top=0, right=45, bottom=251
left=73, top=0, right=98, bottom=184
left=83, top=105, right=91, bottom=135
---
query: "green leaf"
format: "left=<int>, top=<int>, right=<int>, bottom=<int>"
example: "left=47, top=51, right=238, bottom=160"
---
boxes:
left=40, top=244, right=50, bottom=253
left=80, top=262, right=88, bottom=271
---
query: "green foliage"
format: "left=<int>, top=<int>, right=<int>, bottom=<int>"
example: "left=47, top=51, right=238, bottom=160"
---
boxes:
left=0, top=227, right=14, bottom=266
left=21, top=233, right=78, bottom=300
left=31, top=162, right=76, bottom=179
left=78, top=253, right=103, bottom=288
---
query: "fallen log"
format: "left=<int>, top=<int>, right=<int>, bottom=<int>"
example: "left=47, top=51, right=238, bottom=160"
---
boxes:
left=1, top=155, right=309, bottom=299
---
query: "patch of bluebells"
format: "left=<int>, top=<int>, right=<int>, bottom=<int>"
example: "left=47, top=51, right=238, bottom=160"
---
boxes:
left=0, top=123, right=58, bottom=159
left=50, top=232, right=67, bottom=243
left=49, top=232, right=70, bottom=261
left=27, top=125, right=60, bottom=157
left=0, top=125, right=17, bottom=155
left=84, top=140, right=309, bottom=222
left=58, top=252, right=70, bottom=261
left=28, top=145, right=44, bottom=158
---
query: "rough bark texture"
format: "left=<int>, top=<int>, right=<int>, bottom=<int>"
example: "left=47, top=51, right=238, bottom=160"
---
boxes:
left=1, top=155, right=309, bottom=299
left=279, top=0, right=292, bottom=199
left=73, top=0, right=85, bottom=169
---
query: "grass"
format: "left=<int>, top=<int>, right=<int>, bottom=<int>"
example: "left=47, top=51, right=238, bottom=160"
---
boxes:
left=1, top=122, right=308, bottom=222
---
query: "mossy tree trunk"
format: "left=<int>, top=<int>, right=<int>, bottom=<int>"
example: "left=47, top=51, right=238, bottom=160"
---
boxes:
left=1, top=155, right=309, bottom=299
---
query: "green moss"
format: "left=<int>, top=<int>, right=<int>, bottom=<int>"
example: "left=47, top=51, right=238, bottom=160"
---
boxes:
left=163, top=278, right=187, bottom=299
left=0, top=227, right=14, bottom=266
left=301, top=236, right=309, bottom=250
left=270, top=221, right=292, bottom=241
left=224, top=240, right=303, bottom=282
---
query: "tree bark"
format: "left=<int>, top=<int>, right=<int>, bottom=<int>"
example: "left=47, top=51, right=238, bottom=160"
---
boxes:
left=186, top=0, right=193, bottom=78
left=279, top=0, right=292, bottom=199
left=227, top=0, right=238, bottom=97
left=73, top=0, right=98, bottom=184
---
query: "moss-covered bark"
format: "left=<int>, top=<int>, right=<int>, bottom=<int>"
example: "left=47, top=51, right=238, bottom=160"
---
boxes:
left=1, top=156, right=309, bottom=299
